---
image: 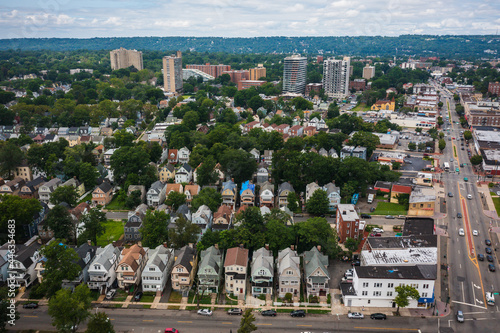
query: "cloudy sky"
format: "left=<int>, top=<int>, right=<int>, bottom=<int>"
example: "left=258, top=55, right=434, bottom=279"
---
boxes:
left=1, top=0, right=499, bottom=39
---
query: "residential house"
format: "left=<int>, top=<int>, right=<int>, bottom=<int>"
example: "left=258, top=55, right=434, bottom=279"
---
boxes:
left=221, top=179, right=237, bottom=208
left=63, top=177, right=86, bottom=197
left=240, top=180, right=255, bottom=206
left=374, top=181, right=392, bottom=193
left=103, top=148, right=117, bottom=166
left=170, top=204, right=192, bottom=226
left=408, top=186, right=436, bottom=217
left=171, top=245, right=197, bottom=293
left=67, top=136, right=79, bottom=147
left=323, top=182, right=341, bottom=211
left=19, top=176, right=46, bottom=199
left=117, top=116, right=127, bottom=128
left=277, top=182, right=295, bottom=208
left=125, top=204, right=148, bottom=241
left=305, top=182, right=321, bottom=202
left=100, top=127, right=113, bottom=137
left=178, top=147, right=190, bottom=164
left=336, top=204, right=363, bottom=243
left=168, top=149, right=178, bottom=164
left=26, top=202, right=49, bottom=239
left=79, top=126, right=90, bottom=136
left=304, top=246, right=330, bottom=298
left=390, top=184, right=412, bottom=204
left=3, top=236, right=42, bottom=287
left=214, top=163, right=225, bottom=184
left=308, top=117, right=319, bottom=128
left=62, top=242, right=97, bottom=290
left=116, top=244, right=148, bottom=290
left=249, top=148, right=260, bottom=161
left=303, top=126, right=317, bottom=136
left=165, top=183, right=183, bottom=198
left=87, top=244, right=121, bottom=293
left=0, top=177, right=25, bottom=196
left=263, top=150, right=274, bottom=166
left=275, top=124, right=290, bottom=135
left=224, top=246, right=249, bottom=296
left=92, top=182, right=113, bottom=206
left=58, top=127, right=69, bottom=136
left=43, top=133, right=58, bottom=143
left=277, top=247, right=300, bottom=298
left=340, top=146, right=367, bottom=160
left=197, top=245, right=223, bottom=294
left=38, top=178, right=62, bottom=204
left=184, top=184, right=200, bottom=206
left=159, top=164, right=176, bottom=182
left=370, top=97, right=395, bottom=111
left=142, top=244, right=175, bottom=293
left=213, top=205, right=233, bottom=231
left=256, top=165, right=270, bottom=185
left=127, top=185, right=146, bottom=203
left=14, top=162, right=32, bottom=182
left=175, top=163, right=193, bottom=184
left=259, top=181, right=275, bottom=208
left=250, top=247, right=274, bottom=296
left=147, top=181, right=167, bottom=207
left=289, top=125, right=304, bottom=137
left=329, top=148, right=338, bottom=158
left=33, top=134, right=45, bottom=144
left=192, top=205, right=213, bottom=241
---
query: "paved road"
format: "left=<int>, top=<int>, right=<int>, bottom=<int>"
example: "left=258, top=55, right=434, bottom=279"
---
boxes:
left=106, top=211, right=130, bottom=220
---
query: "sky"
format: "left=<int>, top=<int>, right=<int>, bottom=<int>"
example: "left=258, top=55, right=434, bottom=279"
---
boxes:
left=1, top=0, right=499, bottom=39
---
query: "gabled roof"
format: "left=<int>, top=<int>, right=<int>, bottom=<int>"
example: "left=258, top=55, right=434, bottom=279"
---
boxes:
left=178, top=163, right=192, bottom=173
left=74, top=243, right=97, bottom=269
left=199, top=246, right=222, bottom=274
left=214, top=205, right=233, bottom=220
left=391, top=184, right=412, bottom=194
left=304, top=246, right=329, bottom=279
left=222, top=180, right=237, bottom=192
left=119, top=244, right=146, bottom=272
left=277, top=247, right=300, bottom=276
left=96, top=182, right=113, bottom=193
left=184, top=184, right=200, bottom=196
left=92, top=244, right=121, bottom=271
left=251, top=247, right=273, bottom=276
left=146, top=245, right=172, bottom=272
left=240, top=180, right=255, bottom=196
left=224, top=247, right=249, bottom=268
left=162, top=163, right=175, bottom=173
left=173, top=245, right=196, bottom=272
left=278, top=182, right=294, bottom=195
left=149, top=181, right=165, bottom=193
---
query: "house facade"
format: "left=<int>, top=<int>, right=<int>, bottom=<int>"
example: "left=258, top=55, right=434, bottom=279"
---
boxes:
left=38, top=178, right=62, bottom=204
left=277, top=182, right=294, bottom=208
left=277, top=247, right=300, bottom=298
left=336, top=204, right=362, bottom=243
left=159, top=164, right=176, bottom=182
left=213, top=205, right=233, bottom=231
left=125, top=204, right=148, bottom=241
left=192, top=205, right=213, bottom=241
left=92, top=182, right=113, bottom=206
left=142, top=245, right=175, bottom=293
left=304, top=246, right=330, bottom=298
left=147, top=181, right=167, bottom=207
left=259, top=181, right=274, bottom=208
left=116, top=244, right=148, bottom=290
left=197, top=245, right=223, bottom=294
left=240, top=180, right=255, bottom=206
left=224, top=246, right=249, bottom=296
left=175, top=163, right=193, bottom=184
left=221, top=180, right=237, bottom=208
left=250, top=247, right=274, bottom=296
left=87, top=244, right=121, bottom=292
left=323, top=182, right=341, bottom=211
left=178, top=147, right=190, bottom=164
left=171, top=245, right=197, bottom=293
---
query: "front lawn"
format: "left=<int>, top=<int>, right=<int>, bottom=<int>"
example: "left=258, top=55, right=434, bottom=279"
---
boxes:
left=351, top=103, right=371, bottom=111
left=105, top=196, right=129, bottom=211
left=372, top=202, right=407, bottom=216
left=139, top=292, right=156, bottom=303
left=97, top=220, right=124, bottom=246
left=77, top=193, right=92, bottom=205
left=492, top=196, right=500, bottom=216
left=168, top=291, right=183, bottom=303
left=113, top=289, right=128, bottom=302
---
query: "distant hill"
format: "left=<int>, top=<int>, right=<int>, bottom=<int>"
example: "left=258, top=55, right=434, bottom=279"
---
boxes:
left=0, top=35, right=498, bottom=58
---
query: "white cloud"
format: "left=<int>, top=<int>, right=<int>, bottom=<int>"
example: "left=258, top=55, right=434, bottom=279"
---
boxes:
left=154, top=20, right=191, bottom=28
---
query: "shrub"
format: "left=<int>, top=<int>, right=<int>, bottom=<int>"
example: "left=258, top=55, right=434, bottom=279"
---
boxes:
left=284, top=293, right=293, bottom=303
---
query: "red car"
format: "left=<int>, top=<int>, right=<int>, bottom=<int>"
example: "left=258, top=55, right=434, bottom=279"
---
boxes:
left=165, top=329, right=179, bottom=333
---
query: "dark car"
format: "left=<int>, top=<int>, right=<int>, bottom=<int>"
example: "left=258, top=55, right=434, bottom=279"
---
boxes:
left=489, top=264, right=496, bottom=272
left=478, top=254, right=485, bottom=261
left=448, top=192, right=453, bottom=197
left=486, top=247, right=493, bottom=254
left=360, top=214, right=372, bottom=219
left=457, top=213, right=462, bottom=218
left=261, top=310, right=277, bottom=317
left=227, top=308, right=243, bottom=315
left=485, top=239, right=492, bottom=246
left=370, top=313, right=387, bottom=320
left=351, top=260, right=361, bottom=266
left=23, top=303, right=38, bottom=309
left=134, top=291, right=143, bottom=301
left=370, top=207, right=376, bottom=212
left=487, top=255, right=494, bottom=262
left=290, top=310, right=306, bottom=317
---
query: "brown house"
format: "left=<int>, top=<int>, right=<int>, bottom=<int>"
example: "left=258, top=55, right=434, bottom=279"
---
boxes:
left=92, top=182, right=113, bottom=206
left=19, top=177, right=46, bottom=199
left=0, top=177, right=26, bottom=195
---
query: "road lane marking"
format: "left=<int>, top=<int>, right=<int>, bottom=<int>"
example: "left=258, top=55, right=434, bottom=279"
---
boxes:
left=451, top=300, right=487, bottom=309
left=463, top=311, right=486, bottom=314
left=222, top=322, right=232, bottom=325
left=354, top=328, right=419, bottom=331
left=297, top=325, right=313, bottom=327
left=143, top=320, right=154, bottom=322
left=257, top=323, right=272, bottom=326
left=177, top=321, right=192, bottom=323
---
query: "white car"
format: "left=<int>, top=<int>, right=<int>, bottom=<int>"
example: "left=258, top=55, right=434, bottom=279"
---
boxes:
left=348, top=312, right=364, bottom=319
left=459, top=228, right=465, bottom=236
left=467, top=194, right=472, bottom=200
left=197, top=309, right=213, bottom=316
left=473, top=230, right=478, bottom=236
left=372, top=228, right=384, bottom=233
left=105, top=289, right=116, bottom=300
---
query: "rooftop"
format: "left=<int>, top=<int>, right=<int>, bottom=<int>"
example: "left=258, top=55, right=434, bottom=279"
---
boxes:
left=409, top=186, right=436, bottom=203
left=355, top=264, right=437, bottom=280
left=337, top=204, right=359, bottom=221
left=403, top=217, right=435, bottom=236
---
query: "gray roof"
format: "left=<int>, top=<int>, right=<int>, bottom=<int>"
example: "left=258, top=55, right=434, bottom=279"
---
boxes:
left=251, top=247, right=273, bottom=276
left=278, top=182, right=294, bottom=194
left=92, top=244, right=121, bottom=271
left=199, top=246, right=222, bottom=274
left=323, top=182, right=340, bottom=195
left=174, top=245, right=196, bottom=273
left=366, top=235, right=437, bottom=250
left=146, top=245, right=172, bottom=272
left=355, top=264, right=437, bottom=280
left=304, top=247, right=329, bottom=279
left=97, top=182, right=113, bottom=193
left=179, top=163, right=192, bottom=173
left=149, top=181, right=165, bottom=193
left=74, top=243, right=97, bottom=269
left=277, top=248, right=299, bottom=276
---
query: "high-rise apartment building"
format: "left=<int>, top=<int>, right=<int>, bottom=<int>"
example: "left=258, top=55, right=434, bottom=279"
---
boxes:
left=110, top=47, right=143, bottom=71
left=249, top=64, right=266, bottom=81
left=185, top=63, right=231, bottom=78
left=322, top=57, right=350, bottom=98
left=363, top=65, right=375, bottom=80
left=283, top=55, right=307, bottom=94
left=163, top=51, right=183, bottom=93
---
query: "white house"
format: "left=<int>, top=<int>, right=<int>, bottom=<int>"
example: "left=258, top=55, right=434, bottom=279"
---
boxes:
left=1, top=236, right=41, bottom=287
left=147, top=181, right=167, bottom=207
left=175, top=163, right=193, bottom=184
left=250, top=247, right=274, bottom=296
left=323, top=182, right=341, bottom=211
left=277, top=247, right=301, bottom=298
left=178, top=147, right=191, bottom=164
left=87, top=244, right=121, bottom=293
left=141, top=245, right=175, bottom=293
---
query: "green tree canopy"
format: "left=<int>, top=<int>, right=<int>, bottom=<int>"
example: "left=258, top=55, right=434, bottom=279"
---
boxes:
left=470, top=154, right=483, bottom=165
left=0, top=141, right=24, bottom=178
left=45, top=205, right=76, bottom=243
left=140, top=210, right=170, bottom=248
left=48, top=284, right=92, bottom=333
left=306, top=189, right=329, bottom=216
left=238, top=309, right=257, bottom=333
left=79, top=208, right=106, bottom=246
left=0, top=195, right=41, bottom=242
left=50, top=185, right=78, bottom=207
left=191, top=187, right=222, bottom=212
left=394, top=285, right=420, bottom=315
left=168, top=216, right=201, bottom=249
left=165, top=191, right=187, bottom=211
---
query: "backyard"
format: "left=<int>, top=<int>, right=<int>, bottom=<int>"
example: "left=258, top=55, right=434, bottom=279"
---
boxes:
left=492, top=196, right=500, bottom=216
left=372, top=202, right=408, bottom=216
left=105, top=196, right=129, bottom=211
left=97, top=220, right=124, bottom=246
left=351, top=103, right=371, bottom=111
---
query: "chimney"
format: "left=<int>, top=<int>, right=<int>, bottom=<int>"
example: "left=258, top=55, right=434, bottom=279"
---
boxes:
left=138, top=241, right=142, bottom=247
left=163, top=242, right=168, bottom=248
left=214, top=243, right=219, bottom=250
left=87, top=240, right=92, bottom=246
left=265, top=244, right=269, bottom=251
left=317, top=245, right=322, bottom=252
left=188, top=243, right=193, bottom=248
left=239, top=244, right=244, bottom=249
left=37, top=238, right=42, bottom=245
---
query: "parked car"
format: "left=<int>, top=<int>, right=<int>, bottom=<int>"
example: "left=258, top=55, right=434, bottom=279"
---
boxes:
left=489, top=264, right=496, bottom=272
left=348, top=312, right=364, bottom=319
left=457, top=310, right=464, bottom=323
left=351, top=260, right=361, bottom=266
left=290, top=310, right=306, bottom=317
left=165, top=329, right=179, bottom=333
left=372, top=228, right=384, bottom=233
left=397, top=215, right=406, bottom=219
left=487, top=255, right=494, bottom=262
left=478, top=254, right=485, bottom=261
left=134, top=291, right=143, bottom=301
left=486, top=247, right=493, bottom=254
left=385, top=215, right=395, bottom=219
left=261, top=310, right=277, bottom=317
left=360, top=214, right=372, bottom=219
left=22, top=303, right=38, bottom=309
left=197, top=309, right=213, bottom=316
left=370, top=313, right=387, bottom=320
left=485, top=239, right=492, bottom=246
left=227, top=308, right=243, bottom=315
left=105, top=289, right=116, bottom=300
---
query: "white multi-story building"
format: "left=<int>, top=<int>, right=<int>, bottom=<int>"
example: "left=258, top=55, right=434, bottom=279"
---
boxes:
left=283, top=55, right=307, bottom=94
left=163, top=51, right=183, bottom=93
left=87, top=244, right=121, bottom=293
left=323, top=57, right=350, bottom=98
left=141, top=245, right=174, bottom=293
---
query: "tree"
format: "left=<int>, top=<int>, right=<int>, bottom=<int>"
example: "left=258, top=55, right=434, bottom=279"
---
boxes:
left=165, top=191, right=187, bottom=211
left=45, top=204, right=76, bottom=242
left=438, top=139, right=446, bottom=152
left=85, top=311, right=115, bottom=333
left=168, top=216, right=201, bottom=249
left=124, top=190, right=142, bottom=209
left=237, top=309, right=257, bottom=333
left=195, top=156, right=218, bottom=187
left=348, top=131, right=380, bottom=157
left=140, top=210, right=170, bottom=248
left=344, top=237, right=360, bottom=253
left=220, top=149, right=257, bottom=184
left=415, top=127, right=422, bottom=133
left=113, top=129, right=135, bottom=147
left=0, top=194, right=41, bottom=242
left=0, top=142, right=24, bottom=178
left=394, top=285, right=420, bottom=316
left=287, top=192, right=299, bottom=213
left=0, top=286, right=19, bottom=333
left=408, top=142, right=416, bottom=151
left=110, top=146, right=150, bottom=184
left=79, top=208, right=106, bottom=246
left=395, top=193, right=410, bottom=210
left=463, top=130, right=472, bottom=141
left=50, top=185, right=78, bottom=207
left=306, top=189, right=329, bottom=216
left=191, top=187, right=223, bottom=212
left=40, top=241, right=81, bottom=298
left=470, top=154, right=483, bottom=165
left=295, top=217, right=340, bottom=257
left=48, top=284, right=92, bottom=333
left=79, top=163, right=99, bottom=190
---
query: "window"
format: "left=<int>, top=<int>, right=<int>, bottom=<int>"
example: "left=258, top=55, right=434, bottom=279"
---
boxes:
left=373, top=291, right=381, bottom=297
left=411, top=283, right=418, bottom=288
left=388, top=283, right=394, bottom=288
left=423, top=284, right=429, bottom=289
left=362, top=291, right=368, bottom=296
left=421, top=292, right=428, bottom=298
left=374, top=283, right=382, bottom=288
left=176, top=267, right=183, bottom=273
left=387, top=291, right=393, bottom=297
left=367, top=300, right=371, bottom=304
left=363, top=282, right=369, bottom=288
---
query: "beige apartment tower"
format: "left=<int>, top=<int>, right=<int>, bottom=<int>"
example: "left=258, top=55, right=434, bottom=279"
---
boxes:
left=323, top=57, right=350, bottom=98
left=249, top=64, right=266, bottom=81
left=363, top=65, right=375, bottom=80
left=110, top=47, right=143, bottom=71
left=163, top=52, right=183, bottom=93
